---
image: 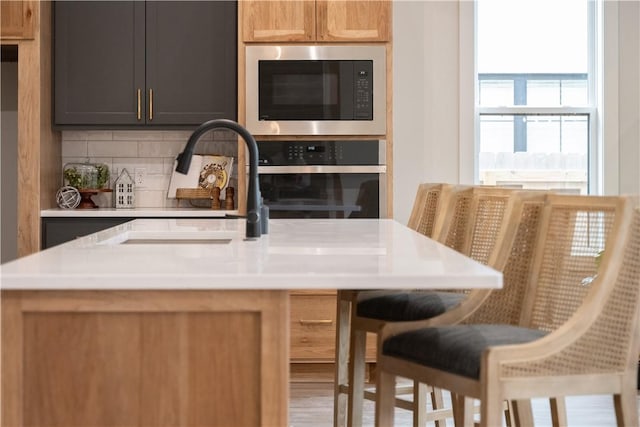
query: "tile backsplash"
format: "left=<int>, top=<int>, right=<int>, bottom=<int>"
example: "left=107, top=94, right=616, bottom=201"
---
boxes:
left=61, top=130, right=239, bottom=208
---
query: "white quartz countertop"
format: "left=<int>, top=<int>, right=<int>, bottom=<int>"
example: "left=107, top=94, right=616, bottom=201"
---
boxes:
left=0, top=219, right=503, bottom=290
left=41, top=208, right=235, bottom=217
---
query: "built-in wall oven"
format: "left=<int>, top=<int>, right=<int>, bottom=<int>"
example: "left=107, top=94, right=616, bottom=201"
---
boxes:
left=246, top=45, right=386, bottom=136
left=256, top=140, right=386, bottom=218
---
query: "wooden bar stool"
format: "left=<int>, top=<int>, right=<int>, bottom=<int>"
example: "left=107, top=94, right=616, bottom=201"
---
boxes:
left=376, top=194, right=638, bottom=427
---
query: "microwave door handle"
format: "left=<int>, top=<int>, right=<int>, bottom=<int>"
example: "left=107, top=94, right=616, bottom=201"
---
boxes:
left=254, top=165, right=386, bottom=174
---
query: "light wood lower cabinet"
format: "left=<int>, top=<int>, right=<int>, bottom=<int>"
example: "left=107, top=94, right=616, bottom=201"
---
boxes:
left=290, top=290, right=376, bottom=382
left=1, top=290, right=289, bottom=426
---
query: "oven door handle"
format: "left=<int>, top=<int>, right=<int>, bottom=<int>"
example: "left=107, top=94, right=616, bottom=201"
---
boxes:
left=253, top=165, right=387, bottom=174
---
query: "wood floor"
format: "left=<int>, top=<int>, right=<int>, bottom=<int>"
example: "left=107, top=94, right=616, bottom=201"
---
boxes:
left=290, top=382, right=640, bottom=427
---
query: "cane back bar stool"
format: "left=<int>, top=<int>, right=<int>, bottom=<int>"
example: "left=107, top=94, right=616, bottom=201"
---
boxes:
left=409, top=183, right=455, bottom=236
left=337, top=185, right=520, bottom=427
left=376, top=194, right=638, bottom=427
left=334, top=183, right=454, bottom=426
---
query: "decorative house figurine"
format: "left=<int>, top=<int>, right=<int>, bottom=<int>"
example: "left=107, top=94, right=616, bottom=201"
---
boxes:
left=115, top=169, right=135, bottom=209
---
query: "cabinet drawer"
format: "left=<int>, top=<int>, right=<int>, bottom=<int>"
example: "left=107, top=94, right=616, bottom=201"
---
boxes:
left=290, top=294, right=376, bottom=363
left=290, top=295, right=336, bottom=362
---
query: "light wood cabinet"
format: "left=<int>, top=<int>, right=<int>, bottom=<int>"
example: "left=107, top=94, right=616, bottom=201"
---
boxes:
left=1, top=0, right=35, bottom=40
left=6, top=1, right=61, bottom=257
left=242, top=0, right=315, bottom=42
left=290, top=290, right=376, bottom=381
left=290, top=292, right=339, bottom=362
left=316, top=0, right=390, bottom=42
left=2, top=290, right=288, bottom=426
left=242, top=0, right=390, bottom=42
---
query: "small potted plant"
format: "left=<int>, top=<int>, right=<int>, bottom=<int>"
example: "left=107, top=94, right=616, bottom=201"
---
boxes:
left=62, top=162, right=112, bottom=208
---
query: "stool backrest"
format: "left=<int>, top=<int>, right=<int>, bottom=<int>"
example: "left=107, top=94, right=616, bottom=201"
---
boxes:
left=432, top=185, right=474, bottom=252
left=499, top=196, right=639, bottom=379
left=434, top=186, right=516, bottom=264
left=430, top=186, right=519, bottom=297
left=382, top=190, right=549, bottom=334
left=463, top=191, right=548, bottom=325
left=407, top=183, right=452, bottom=238
left=522, top=195, right=623, bottom=330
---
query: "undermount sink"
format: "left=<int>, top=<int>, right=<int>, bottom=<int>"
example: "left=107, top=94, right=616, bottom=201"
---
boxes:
left=101, top=230, right=236, bottom=245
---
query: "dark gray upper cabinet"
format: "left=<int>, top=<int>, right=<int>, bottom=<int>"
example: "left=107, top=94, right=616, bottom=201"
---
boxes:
left=54, top=1, right=237, bottom=128
left=145, top=1, right=237, bottom=125
left=54, top=2, right=145, bottom=126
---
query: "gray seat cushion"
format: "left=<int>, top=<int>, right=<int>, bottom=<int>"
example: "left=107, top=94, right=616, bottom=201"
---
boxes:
left=382, top=324, right=547, bottom=379
left=356, top=291, right=465, bottom=321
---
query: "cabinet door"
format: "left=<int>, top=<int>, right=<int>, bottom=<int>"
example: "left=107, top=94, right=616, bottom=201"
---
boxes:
left=41, top=217, right=133, bottom=249
left=316, top=0, right=390, bottom=42
left=145, top=1, right=237, bottom=125
left=54, top=1, right=146, bottom=126
left=242, top=0, right=315, bottom=42
left=1, top=0, right=35, bottom=40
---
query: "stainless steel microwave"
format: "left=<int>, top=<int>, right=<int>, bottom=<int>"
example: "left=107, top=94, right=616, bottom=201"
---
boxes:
left=245, top=45, right=386, bottom=136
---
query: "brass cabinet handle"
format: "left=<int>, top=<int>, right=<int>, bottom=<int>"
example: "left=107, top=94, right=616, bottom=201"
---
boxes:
left=149, top=88, right=153, bottom=121
left=136, top=89, right=141, bottom=121
left=298, top=319, right=333, bottom=326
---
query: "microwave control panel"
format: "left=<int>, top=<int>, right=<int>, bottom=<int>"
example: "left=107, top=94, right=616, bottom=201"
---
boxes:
left=354, top=62, right=374, bottom=120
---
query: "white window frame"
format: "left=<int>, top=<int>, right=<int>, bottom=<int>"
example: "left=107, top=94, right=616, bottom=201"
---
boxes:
left=459, top=0, right=619, bottom=195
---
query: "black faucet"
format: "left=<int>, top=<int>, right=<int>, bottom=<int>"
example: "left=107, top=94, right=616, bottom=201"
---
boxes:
left=175, top=119, right=265, bottom=239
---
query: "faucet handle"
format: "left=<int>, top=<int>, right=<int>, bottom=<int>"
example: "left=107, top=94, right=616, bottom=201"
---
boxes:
left=260, top=200, right=269, bottom=235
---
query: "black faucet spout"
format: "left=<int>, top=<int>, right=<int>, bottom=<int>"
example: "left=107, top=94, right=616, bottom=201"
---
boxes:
left=176, top=119, right=263, bottom=239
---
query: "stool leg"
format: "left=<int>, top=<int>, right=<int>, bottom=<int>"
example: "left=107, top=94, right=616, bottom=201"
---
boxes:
left=452, top=393, right=474, bottom=427
left=347, top=327, right=367, bottom=427
left=510, top=400, right=534, bottom=427
left=431, top=387, right=448, bottom=427
left=413, top=381, right=427, bottom=427
left=334, top=293, right=351, bottom=427
left=550, top=397, right=568, bottom=427
left=613, top=389, right=639, bottom=427
left=375, top=369, right=396, bottom=427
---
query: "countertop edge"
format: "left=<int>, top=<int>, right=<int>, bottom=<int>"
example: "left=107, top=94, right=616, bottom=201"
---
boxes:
left=0, top=275, right=503, bottom=291
left=41, top=208, right=237, bottom=218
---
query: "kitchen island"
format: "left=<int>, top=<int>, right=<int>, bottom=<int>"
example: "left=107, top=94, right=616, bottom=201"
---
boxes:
left=1, top=218, right=502, bottom=427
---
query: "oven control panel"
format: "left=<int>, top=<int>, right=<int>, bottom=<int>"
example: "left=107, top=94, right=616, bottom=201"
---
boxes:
left=257, top=140, right=383, bottom=166
left=286, top=144, right=337, bottom=163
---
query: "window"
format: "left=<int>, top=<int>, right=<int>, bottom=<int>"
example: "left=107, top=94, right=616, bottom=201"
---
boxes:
left=476, top=0, right=597, bottom=194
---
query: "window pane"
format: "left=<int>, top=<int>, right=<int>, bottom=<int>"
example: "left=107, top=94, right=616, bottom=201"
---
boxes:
left=479, top=74, right=589, bottom=107
left=479, top=80, right=514, bottom=106
left=527, top=80, right=560, bottom=106
left=527, top=116, right=560, bottom=152
left=477, top=0, right=589, bottom=76
left=476, top=0, right=593, bottom=193
left=478, top=114, right=589, bottom=194
left=561, top=116, right=589, bottom=153
left=561, top=79, right=589, bottom=105
left=479, top=116, right=513, bottom=152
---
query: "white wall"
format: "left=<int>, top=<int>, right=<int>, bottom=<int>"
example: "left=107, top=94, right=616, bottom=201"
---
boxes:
left=393, top=1, right=462, bottom=224
left=617, top=1, right=640, bottom=195
left=392, top=0, right=640, bottom=224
